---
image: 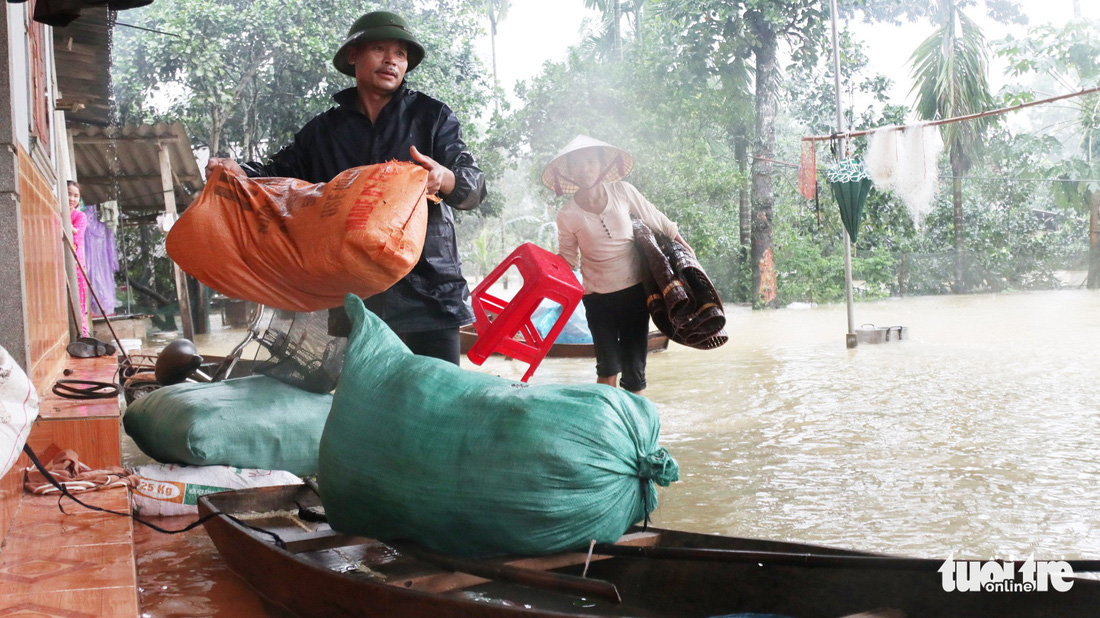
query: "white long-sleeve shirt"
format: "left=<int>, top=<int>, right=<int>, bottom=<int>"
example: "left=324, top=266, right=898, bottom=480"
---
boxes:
left=556, top=181, right=679, bottom=295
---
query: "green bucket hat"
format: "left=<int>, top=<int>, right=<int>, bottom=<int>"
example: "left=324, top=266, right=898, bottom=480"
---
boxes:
left=332, top=11, right=426, bottom=77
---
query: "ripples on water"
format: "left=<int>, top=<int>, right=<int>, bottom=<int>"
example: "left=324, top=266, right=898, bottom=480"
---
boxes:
left=473, top=290, right=1100, bottom=561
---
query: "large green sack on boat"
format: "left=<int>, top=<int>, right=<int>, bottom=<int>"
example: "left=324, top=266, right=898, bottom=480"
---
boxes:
left=123, top=375, right=332, bottom=476
left=318, top=294, right=679, bottom=557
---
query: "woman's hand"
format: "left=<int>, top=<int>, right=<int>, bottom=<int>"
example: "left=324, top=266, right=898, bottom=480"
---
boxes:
left=410, top=146, right=455, bottom=197
left=675, top=233, right=696, bottom=257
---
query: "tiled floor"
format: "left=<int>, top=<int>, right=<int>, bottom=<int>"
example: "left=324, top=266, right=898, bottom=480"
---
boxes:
left=0, top=488, right=139, bottom=616
left=0, top=350, right=274, bottom=617
left=0, top=487, right=273, bottom=617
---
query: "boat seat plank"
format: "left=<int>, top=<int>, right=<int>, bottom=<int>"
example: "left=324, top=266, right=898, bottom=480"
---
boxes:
left=284, top=529, right=372, bottom=554
left=389, top=570, right=493, bottom=594
left=380, top=534, right=658, bottom=596
left=281, top=526, right=660, bottom=597
left=285, top=529, right=659, bottom=564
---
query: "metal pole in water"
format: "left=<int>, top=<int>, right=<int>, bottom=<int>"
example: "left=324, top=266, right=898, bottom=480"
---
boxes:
left=830, top=0, right=857, bottom=349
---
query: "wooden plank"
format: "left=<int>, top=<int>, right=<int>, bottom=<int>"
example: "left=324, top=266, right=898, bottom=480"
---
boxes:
left=281, top=526, right=660, bottom=598
left=381, top=533, right=659, bottom=597
left=73, top=135, right=179, bottom=145
left=286, top=529, right=659, bottom=562
left=160, top=144, right=193, bottom=340
left=79, top=172, right=200, bottom=184
left=387, top=542, right=621, bottom=604
left=284, top=530, right=371, bottom=554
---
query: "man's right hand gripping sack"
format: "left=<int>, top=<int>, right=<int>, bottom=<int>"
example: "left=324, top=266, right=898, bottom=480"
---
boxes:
left=167, top=161, right=429, bottom=312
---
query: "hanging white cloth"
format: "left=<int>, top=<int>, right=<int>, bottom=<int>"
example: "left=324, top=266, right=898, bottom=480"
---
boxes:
left=893, top=124, right=943, bottom=224
left=866, top=125, right=899, bottom=190
left=864, top=123, right=942, bottom=225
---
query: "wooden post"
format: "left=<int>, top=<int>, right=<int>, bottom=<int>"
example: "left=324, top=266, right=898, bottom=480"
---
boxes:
left=159, top=142, right=193, bottom=340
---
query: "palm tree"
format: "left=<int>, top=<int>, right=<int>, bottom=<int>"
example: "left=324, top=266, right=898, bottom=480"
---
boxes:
left=583, top=0, right=646, bottom=60
left=909, top=0, right=995, bottom=293
left=487, top=0, right=511, bottom=114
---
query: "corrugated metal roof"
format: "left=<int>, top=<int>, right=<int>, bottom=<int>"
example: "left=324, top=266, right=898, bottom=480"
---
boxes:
left=53, top=6, right=112, bottom=128
left=70, top=122, right=204, bottom=215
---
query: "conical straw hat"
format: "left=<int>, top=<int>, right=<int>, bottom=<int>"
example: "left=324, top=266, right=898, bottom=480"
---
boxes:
left=541, top=135, right=634, bottom=196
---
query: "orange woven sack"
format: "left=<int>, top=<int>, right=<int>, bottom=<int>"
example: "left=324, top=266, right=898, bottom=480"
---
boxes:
left=167, top=161, right=429, bottom=312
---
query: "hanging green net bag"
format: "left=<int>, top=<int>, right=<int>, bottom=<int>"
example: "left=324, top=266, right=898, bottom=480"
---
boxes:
left=827, top=158, right=872, bottom=243
left=318, top=294, right=679, bottom=557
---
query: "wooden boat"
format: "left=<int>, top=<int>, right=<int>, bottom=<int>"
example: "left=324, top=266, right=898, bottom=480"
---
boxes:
left=459, top=327, right=669, bottom=359
left=199, top=484, right=1100, bottom=617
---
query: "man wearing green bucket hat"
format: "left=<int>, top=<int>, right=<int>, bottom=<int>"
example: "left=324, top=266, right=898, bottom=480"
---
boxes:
left=207, top=11, right=486, bottom=364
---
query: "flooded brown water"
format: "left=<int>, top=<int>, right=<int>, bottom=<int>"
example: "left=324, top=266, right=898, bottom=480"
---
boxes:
left=183, top=289, right=1100, bottom=563
left=472, top=290, right=1100, bottom=562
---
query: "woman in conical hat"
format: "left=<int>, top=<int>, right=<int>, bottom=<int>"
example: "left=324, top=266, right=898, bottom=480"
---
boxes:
left=545, top=135, right=693, bottom=396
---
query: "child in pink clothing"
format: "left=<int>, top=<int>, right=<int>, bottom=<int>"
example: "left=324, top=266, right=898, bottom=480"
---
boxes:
left=68, top=181, right=88, bottom=336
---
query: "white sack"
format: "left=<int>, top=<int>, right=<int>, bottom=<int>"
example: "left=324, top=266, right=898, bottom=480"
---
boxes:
left=0, top=346, right=39, bottom=478
left=130, top=463, right=301, bottom=516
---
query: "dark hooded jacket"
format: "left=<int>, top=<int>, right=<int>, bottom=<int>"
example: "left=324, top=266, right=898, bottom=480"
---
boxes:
left=244, top=84, right=486, bottom=332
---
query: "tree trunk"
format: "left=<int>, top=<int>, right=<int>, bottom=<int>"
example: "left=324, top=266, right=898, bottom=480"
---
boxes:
left=735, top=132, right=751, bottom=304
left=736, top=133, right=750, bottom=249
left=952, top=175, right=964, bottom=293
left=489, top=4, right=500, bottom=115
left=750, top=26, right=778, bottom=310
left=1088, top=189, right=1099, bottom=289
left=613, top=0, right=622, bottom=60
left=209, top=107, right=222, bottom=160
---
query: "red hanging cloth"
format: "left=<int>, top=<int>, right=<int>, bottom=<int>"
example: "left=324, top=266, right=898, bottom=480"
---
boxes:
left=798, top=140, right=817, bottom=200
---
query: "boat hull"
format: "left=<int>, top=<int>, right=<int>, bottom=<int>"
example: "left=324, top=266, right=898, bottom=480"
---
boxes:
left=198, top=485, right=1100, bottom=617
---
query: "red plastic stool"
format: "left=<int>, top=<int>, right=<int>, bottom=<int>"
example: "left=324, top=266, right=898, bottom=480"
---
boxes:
left=467, top=242, right=584, bottom=382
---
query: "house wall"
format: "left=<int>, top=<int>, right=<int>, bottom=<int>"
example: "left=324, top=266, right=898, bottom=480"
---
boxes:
left=0, top=1, right=65, bottom=381
left=0, top=2, right=70, bottom=540
left=19, top=144, right=67, bottom=388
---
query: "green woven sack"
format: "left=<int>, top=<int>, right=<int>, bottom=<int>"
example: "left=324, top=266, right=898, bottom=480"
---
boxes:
left=123, top=375, right=332, bottom=476
left=318, top=294, right=679, bottom=557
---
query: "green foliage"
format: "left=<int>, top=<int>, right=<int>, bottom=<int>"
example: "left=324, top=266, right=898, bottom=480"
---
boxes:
left=997, top=18, right=1100, bottom=181
left=996, top=16, right=1100, bottom=286
left=772, top=180, right=900, bottom=303
left=112, top=0, right=1091, bottom=308
left=890, top=128, right=1088, bottom=294
left=484, top=11, right=750, bottom=300
left=909, top=2, right=996, bottom=175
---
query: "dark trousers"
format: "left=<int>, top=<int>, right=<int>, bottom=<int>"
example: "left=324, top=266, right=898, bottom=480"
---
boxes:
left=396, top=327, right=462, bottom=365
left=582, top=283, right=649, bottom=391
left=329, top=307, right=462, bottom=366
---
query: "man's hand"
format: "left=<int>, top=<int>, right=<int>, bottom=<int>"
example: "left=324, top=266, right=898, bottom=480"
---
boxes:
left=206, top=157, right=245, bottom=179
left=410, top=146, right=455, bottom=196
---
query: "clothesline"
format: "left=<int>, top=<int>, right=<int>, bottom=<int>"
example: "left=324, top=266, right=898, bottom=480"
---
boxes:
left=751, top=155, right=799, bottom=168
left=801, top=85, right=1100, bottom=143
